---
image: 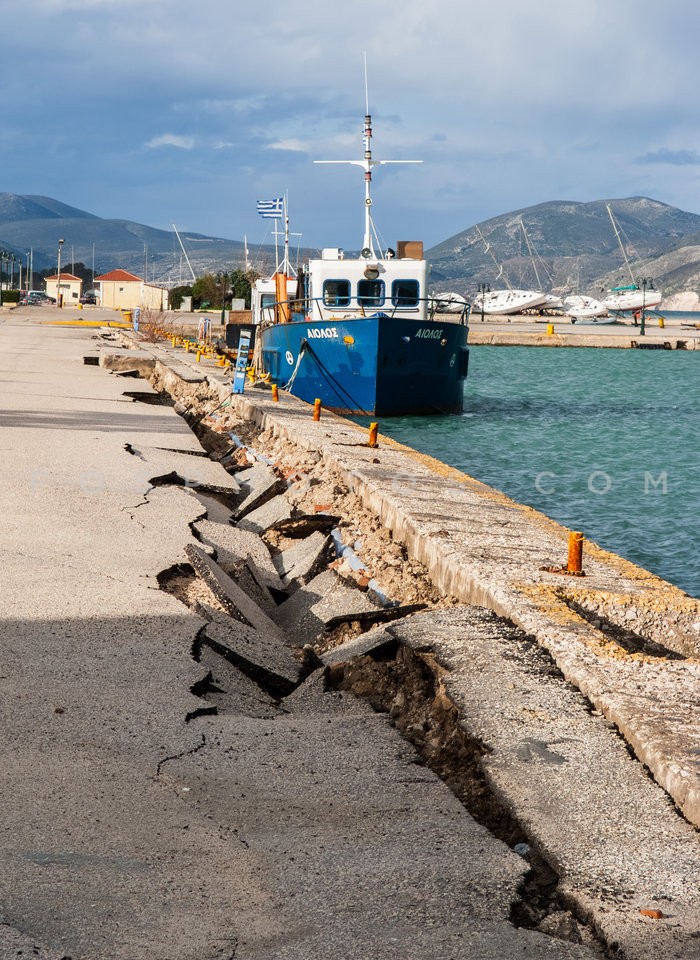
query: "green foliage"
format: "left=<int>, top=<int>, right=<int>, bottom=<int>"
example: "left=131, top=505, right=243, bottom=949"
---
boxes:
left=230, top=268, right=255, bottom=308
left=1, top=289, right=20, bottom=303
left=191, top=274, right=222, bottom=309
left=169, top=285, right=192, bottom=310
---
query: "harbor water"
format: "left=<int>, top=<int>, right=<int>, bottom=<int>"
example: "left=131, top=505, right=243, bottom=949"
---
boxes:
left=377, top=345, right=700, bottom=599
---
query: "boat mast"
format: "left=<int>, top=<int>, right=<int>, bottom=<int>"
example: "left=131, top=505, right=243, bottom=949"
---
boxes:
left=172, top=223, right=197, bottom=283
left=314, top=59, right=421, bottom=258
left=606, top=204, right=636, bottom=285
left=475, top=225, right=510, bottom=289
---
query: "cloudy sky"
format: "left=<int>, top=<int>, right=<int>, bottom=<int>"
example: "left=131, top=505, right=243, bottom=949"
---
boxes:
left=3, top=0, right=700, bottom=251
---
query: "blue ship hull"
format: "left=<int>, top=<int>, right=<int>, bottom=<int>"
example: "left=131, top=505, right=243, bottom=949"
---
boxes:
left=260, top=315, right=469, bottom=416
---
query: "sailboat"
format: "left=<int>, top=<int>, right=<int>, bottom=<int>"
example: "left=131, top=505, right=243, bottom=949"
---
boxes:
left=519, top=219, right=563, bottom=310
left=250, top=107, right=470, bottom=416
left=472, top=224, right=548, bottom=315
left=601, top=204, right=662, bottom=314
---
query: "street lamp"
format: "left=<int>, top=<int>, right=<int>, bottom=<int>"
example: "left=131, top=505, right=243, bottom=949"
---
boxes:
left=0, top=250, right=5, bottom=307
left=477, top=282, right=490, bottom=322
left=57, top=239, right=65, bottom=307
left=636, top=276, right=654, bottom=337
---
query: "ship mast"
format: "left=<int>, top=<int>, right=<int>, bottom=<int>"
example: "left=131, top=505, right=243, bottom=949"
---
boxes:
left=314, top=61, right=421, bottom=258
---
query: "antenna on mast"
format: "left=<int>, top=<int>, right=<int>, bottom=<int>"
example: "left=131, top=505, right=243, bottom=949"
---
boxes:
left=314, top=59, right=422, bottom=258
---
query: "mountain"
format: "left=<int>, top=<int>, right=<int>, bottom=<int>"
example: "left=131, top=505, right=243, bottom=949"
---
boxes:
left=426, top=197, right=700, bottom=303
left=0, top=193, right=258, bottom=283
left=3, top=192, right=700, bottom=303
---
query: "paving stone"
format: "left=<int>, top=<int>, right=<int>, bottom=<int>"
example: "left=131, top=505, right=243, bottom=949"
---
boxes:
left=237, top=494, right=292, bottom=535
left=273, top=531, right=332, bottom=587
left=233, top=463, right=285, bottom=518
left=185, top=543, right=283, bottom=637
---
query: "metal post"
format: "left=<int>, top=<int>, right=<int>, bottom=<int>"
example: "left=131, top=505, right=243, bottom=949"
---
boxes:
left=56, top=239, right=64, bottom=307
left=478, top=282, right=490, bottom=321
left=636, top=276, right=652, bottom=337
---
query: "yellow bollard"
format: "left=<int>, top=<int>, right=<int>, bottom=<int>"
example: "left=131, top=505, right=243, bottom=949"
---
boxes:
left=171, top=336, right=177, bottom=348
left=658, top=317, right=665, bottom=329
left=546, top=323, right=555, bottom=336
left=185, top=341, right=191, bottom=353
left=271, top=384, right=279, bottom=402
left=196, top=350, right=202, bottom=363
left=567, top=531, right=584, bottom=574
left=368, top=421, right=379, bottom=448
left=313, top=398, right=321, bottom=421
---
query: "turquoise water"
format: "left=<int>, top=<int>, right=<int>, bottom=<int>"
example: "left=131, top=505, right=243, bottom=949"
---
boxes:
left=376, top=346, right=700, bottom=599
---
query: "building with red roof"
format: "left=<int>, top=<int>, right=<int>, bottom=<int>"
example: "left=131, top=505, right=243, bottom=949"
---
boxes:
left=94, top=269, right=168, bottom=311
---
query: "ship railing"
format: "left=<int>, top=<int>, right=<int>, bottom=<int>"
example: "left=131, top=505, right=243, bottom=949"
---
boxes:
left=257, top=296, right=470, bottom=326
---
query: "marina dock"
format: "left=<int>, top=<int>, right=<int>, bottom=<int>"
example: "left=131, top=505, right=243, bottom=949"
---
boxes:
left=1, top=305, right=698, bottom=960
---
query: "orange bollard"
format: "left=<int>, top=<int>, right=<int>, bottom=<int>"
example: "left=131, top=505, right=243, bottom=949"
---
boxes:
left=368, top=421, right=379, bottom=448
left=271, top=384, right=279, bottom=402
left=313, top=398, right=321, bottom=421
left=567, top=531, right=584, bottom=574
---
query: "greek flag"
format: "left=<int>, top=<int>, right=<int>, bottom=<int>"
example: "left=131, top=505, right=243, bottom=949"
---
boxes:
left=257, top=197, right=283, bottom=219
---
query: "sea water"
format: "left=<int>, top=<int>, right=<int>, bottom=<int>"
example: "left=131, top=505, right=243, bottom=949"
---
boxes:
left=377, top=345, right=700, bottom=599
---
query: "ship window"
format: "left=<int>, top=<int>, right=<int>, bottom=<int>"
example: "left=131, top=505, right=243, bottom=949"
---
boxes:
left=357, top=278, right=385, bottom=307
left=391, top=279, right=419, bottom=306
left=323, top=279, right=351, bottom=306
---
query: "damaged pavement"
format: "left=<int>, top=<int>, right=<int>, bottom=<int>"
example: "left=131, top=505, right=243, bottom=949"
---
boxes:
left=0, top=313, right=697, bottom=959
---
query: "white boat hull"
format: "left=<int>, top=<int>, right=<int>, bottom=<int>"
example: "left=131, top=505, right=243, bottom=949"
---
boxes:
left=563, top=294, right=608, bottom=319
left=603, top=289, right=663, bottom=313
left=473, top=288, right=549, bottom=315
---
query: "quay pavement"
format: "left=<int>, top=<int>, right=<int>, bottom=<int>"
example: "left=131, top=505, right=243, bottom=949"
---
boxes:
left=0, top=304, right=698, bottom=960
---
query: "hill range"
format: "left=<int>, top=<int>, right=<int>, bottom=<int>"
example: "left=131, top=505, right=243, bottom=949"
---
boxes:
left=2, top=192, right=700, bottom=305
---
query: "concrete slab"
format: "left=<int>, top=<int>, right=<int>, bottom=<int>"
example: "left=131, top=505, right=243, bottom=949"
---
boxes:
left=163, top=710, right=599, bottom=960
left=273, top=530, right=332, bottom=586
left=321, top=624, right=397, bottom=666
left=237, top=493, right=292, bottom=534
left=128, top=442, right=241, bottom=495
left=193, top=518, right=285, bottom=592
left=386, top=607, right=700, bottom=960
left=197, top=643, right=281, bottom=718
left=202, top=615, right=302, bottom=696
left=185, top=543, right=284, bottom=637
left=273, top=569, right=385, bottom=645
left=233, top=462, right=285, bottom=518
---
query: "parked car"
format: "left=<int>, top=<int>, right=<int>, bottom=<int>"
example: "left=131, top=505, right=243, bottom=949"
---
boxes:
left=20, top=291, right=56, bottom=305
left=79, top=292, right=97, bottom=305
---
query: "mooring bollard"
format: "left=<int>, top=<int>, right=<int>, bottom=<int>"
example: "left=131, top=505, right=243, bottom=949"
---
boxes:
left=368, top=421, right=379, bottom=447
left=659, top=317, right=665, bottom=328
left=546, top=323, right=555, bottom=336
left=567, top=531, right=584, bottom=574
left=313, top=398, right=321, bottom=421
left=271, top=384, right=279, bottom=402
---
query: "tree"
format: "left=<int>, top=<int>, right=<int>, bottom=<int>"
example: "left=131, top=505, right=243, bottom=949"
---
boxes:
left=191, top=274, right=222, bottom=309
left=169, top=285, right=192, bottom=310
